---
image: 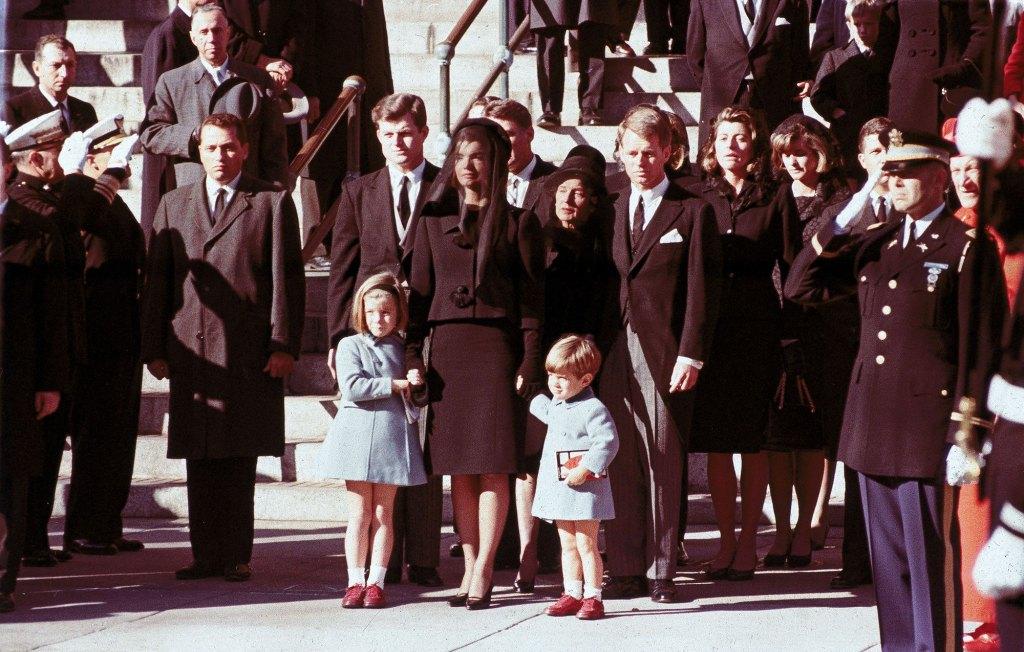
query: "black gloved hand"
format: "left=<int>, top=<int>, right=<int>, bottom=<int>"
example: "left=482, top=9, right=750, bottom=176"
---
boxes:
left=516, top=328, right=544, bottom=398
left=930, top=60, right=981, bottom=89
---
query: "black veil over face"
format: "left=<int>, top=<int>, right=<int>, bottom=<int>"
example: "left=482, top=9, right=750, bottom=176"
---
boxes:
left=423, top=118, right=513, bottom=291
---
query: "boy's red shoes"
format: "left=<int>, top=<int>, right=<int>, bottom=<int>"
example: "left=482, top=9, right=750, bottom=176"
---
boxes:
left=342, top=584, right=365, bottom=608
left=544, top=594, right=584, bottom=616
left=576, top=597, right=605, bottom=620
left=363, top=584, right=386, bottom=608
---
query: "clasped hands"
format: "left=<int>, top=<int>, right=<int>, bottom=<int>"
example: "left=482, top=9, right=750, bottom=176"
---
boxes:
left=393, top=369, right=425, bottom=397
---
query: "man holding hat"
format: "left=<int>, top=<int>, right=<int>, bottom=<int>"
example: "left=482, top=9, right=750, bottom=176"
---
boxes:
left=0, top=120, right=69, bottom=613
left=785, top=128, right=1007, bottom=651
left=6, top=110, right=141, bottom=569
left=61, top=118, right=147, bottom=557
left=141, top=3, right=288, bottom=193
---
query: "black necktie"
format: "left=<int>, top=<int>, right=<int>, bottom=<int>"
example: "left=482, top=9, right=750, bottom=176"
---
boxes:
left=631, top=196, right=645, bottom=256
left=211, top=188, right=226, bottom=226
left=398, top=176, right=411, bottom=229
left=875, top=198, right=888, bottom=224
left=743, top=0, right=756, bottom=22
left=903, top=220, right=916, bottom=250
left=59, top=103, right=70, bottom=134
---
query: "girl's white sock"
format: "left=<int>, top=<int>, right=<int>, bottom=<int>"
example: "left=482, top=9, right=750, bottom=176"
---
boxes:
left=583, top=583, right=602, bottom=600
left=347, top=566, right=366, bottom=587
left=564, top=579, right=584, bottom=599
left=366, top=565, right=389, bottom=588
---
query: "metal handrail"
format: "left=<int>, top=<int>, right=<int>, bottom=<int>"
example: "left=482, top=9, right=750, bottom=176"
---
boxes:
left=295, top=75, right=366, bottom=262
left=453, top=17, right=531, bottom=128
left=436, top=0, right=501, bottom=157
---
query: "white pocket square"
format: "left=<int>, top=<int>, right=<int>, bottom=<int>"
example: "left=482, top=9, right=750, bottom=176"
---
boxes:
left=659, top=229, right=684, bottom=244
left=775, top=16, right=791, bottom=26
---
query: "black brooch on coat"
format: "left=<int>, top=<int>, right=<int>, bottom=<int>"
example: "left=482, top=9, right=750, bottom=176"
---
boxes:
left=448, top=285, right=475, bottom=308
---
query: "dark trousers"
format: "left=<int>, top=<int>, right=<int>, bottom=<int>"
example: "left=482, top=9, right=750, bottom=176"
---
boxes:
left=185, top=457, right=258, bottom=568
left=24, top=402, right=71, bottom=553
left=0, top=473, right=30, bottom=593
left=643, top=0, right=689, bottom=49
left=840, top=464, right=871, bottom=577
left=986, top=418, right=1024, bottom=649
left=860, top=472, right=962, bottom=652
left=388, top=476, right=444, bottom=571
left=535, top=23, right=607, bottom=113
left=64, top=353, right=141, bottom=544
left=677, top=453, right=689, bottom=542
left=617, top=0, right=641, bottom=39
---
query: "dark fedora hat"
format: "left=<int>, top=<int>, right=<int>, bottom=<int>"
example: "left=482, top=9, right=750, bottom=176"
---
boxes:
left=543, top=145, right=607, bottom=193
left=209, top=76, right=268, bottom=121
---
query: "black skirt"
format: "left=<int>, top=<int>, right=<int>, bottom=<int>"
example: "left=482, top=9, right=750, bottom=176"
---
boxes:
left=426, top=321, right=519, bottom=475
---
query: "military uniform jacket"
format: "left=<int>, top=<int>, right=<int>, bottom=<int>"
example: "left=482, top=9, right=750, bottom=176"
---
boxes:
left=1, top=200, right=69, bottom=474
left=784, top=210, right=1007, bottom=479
left=141, top=174, right=305, bottom=459
left=326, top=162, right=440, bottom=345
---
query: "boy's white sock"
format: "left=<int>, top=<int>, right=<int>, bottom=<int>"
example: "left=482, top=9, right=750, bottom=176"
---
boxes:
left=366, top=565, right=389, bottom=588
left=564, top=579, right=584, bottom=599
left=583, top=583, right=602, bottom=600
left=347, top=566, right=366, bottom=587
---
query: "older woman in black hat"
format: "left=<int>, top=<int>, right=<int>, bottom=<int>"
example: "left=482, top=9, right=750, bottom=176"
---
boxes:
left=407, top=119, right=545, bottom=609
left=509, top=145, right=613, bottom=593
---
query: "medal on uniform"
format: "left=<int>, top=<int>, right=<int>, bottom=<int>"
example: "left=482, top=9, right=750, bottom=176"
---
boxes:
left=924, top=262, right=948, bottom=293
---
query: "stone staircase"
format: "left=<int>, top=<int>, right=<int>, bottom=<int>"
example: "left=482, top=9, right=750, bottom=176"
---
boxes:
left=3, top=0, right=842, bottom=525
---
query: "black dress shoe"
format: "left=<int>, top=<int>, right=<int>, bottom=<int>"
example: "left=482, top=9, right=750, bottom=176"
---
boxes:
left=650, top=579, right=678, bottom=603
left=536, top=112, right=561, bottom=129
left=449, top=543, right=464, bottom=558
left=22, top=550, right=58, bottom=567
left=384, top=566, right=403, bottom=584
left=0, top=592, right=14, bottom=613
left=602, top=575, right=647, bottom=599
left=829, top=572, right=872, bottom=590
left=703, top=565, right=730, bottom=580
left=726, top=567, right=755, bottom=581
left=579, top=109, right=602, bottom=126
left=763, top=553, right=788, bottom=567
left=448, top=592, right=469, bottom=607
left=52, top=548, right=73, bottom=562
left=787, top=552, right=812, bottom=568
left=175, top=561, right=220, bottom=580
left=512, top=578, right=534, bottom=593
left=408, top=565, right=443, bottom=587
left=65, top=539, right=118, bottom=556
left=642, top=42, right=670, bottom=56
left=113, top=538, right=145, bottom=552
left=224, top=563, right=252, bottom=582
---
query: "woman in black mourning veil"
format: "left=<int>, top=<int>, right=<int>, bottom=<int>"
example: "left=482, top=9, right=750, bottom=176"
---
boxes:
left=407, top=119, right=545, bottom=609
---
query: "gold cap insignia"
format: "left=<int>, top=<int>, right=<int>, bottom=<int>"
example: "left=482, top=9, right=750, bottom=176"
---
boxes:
left=889, top=128, right=904, bottom=148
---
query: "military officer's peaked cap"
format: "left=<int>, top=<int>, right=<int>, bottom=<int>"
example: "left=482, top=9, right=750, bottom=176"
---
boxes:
left=84, top=114, right=127, bottom=151
left=883, top=127, right=958, bottom=172
left=4, top=110, right=65, bottom=152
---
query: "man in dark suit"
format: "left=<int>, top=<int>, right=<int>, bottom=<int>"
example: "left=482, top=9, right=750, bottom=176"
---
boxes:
left=62, top=125, right=147, bottom=557
left=142, top=113, right=305, bottom=583
left=880, top=0, right=991, bottom=133
left=0, top=120, right=69, bottom=613
left=599, top=105, right=721, bottom=603
left=221, top=0, right=310, bottom=100
left=785, top=130, right=1007, bottom=650
left=3, top=35, right=97, bottom=134
left=642, top=0, right=690, bottom=54
left=141, top=4, right=289, bottom=191
left=140, top=0, right=208, bottom=239
left=687, top=0, right=811, bottom=144
left=809, top=0, right=851, bottom=73
left=326, top=93, right=443, bottom=587
left=810, top=0, right=889, bottom=181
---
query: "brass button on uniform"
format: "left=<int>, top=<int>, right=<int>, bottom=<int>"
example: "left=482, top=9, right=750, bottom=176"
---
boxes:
left=878, top=331, right=887, bottom=340
left=875, top=355, right=885, bottom=365
left=888, top=279, right=898, bottom=289
left=882, top=305, right=892, bottom=315
left=860, top=275, right=867, bottom=283
left=941, top=389, right=949, bottom=397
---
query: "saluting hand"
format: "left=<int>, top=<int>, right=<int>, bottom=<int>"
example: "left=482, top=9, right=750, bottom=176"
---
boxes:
left=264, top=352, right=295, bottom=378
left=34, top=391, right=60, bottom=420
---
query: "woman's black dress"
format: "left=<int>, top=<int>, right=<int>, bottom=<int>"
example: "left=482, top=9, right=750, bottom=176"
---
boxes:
left=689, top=178, right=802, bottom=454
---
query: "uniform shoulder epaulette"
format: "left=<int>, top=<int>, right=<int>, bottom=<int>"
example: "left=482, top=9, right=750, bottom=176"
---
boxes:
left=866, top=221, right=887, bottom=231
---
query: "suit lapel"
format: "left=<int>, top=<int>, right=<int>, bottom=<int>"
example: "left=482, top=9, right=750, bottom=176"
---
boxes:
left=205, top=179, right=252, bottom=246
left=718, top=0, right=749, bottom=47
left=629, top=192, right=681, bottom=274
left=370, top=169, right=400, bottom=251
left=403, top=163, right=439, bottom=257
left=189, top=181, right=212, bottom=236
left=611, top=190, right=631, bottom=274
left=750, top=0, right=783, bottom=49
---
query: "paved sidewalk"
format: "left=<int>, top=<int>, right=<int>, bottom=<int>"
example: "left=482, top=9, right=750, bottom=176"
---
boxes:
left=2, top=519, right=880, bottom=651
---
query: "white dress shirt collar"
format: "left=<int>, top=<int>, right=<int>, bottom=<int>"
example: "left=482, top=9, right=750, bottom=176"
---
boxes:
left=628, top=174, right=671, bottom=229
left=507, top=155, right=538, bottom=208
left=205, top=172, right=242, bottom=216
left=200, top=57, right=231, bottom=86
left=178, top=0, right=195, bottom=16
left=735, top=0, right=762, bottom=38
left=904, top=203, right=944, bottom=245
left=387, top=159, right=426, bottom=242
left=38, top=86, right=69, bottom=119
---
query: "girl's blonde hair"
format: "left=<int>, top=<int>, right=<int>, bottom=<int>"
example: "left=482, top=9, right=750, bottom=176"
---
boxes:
left=545, top=334, right=602, bottom=379
left=351, top=272, right=408, bottom=334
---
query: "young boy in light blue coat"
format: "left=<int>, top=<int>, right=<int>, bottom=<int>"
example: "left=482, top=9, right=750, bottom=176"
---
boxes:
left=531, top=335, right=619, bottom=620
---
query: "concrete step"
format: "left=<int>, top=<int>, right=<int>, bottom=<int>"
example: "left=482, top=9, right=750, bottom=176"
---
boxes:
left=3, top=19, right=157, bottom=53
left=4, top=50, right=140, bottom=88
left=6, top=0, right=172, bottom=21
left=139, top=391, right=336, bottom=439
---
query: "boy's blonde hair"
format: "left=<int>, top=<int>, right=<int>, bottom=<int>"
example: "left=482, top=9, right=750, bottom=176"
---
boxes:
left=845, top=0, right=883, bottom=21
left=351, top=272, right=408, bottom=334
left=545, top=334, right=602, bottom=379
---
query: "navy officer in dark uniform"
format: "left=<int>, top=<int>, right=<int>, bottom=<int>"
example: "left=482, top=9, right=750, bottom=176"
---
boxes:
left=785, top=128, right=1007, bottom=652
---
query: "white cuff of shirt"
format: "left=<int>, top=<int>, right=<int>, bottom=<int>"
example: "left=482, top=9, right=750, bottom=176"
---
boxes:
left=677, top=356, right=703, bottom=370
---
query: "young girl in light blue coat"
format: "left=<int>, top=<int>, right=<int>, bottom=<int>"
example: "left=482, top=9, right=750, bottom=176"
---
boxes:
left=531, top=335, right=619, bottom=620
left=317, top=273, right=426, bottom=609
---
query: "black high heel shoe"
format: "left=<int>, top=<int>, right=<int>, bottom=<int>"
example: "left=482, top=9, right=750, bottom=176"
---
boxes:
left=512, top=578, right=535, bottom=593
left=466, top=586, right=493, bottom=610
left=448, top=592, right=469, bottom=607
left=763, top=547, right=790, bottom=568
left=787, top=551, right=813, bottom=568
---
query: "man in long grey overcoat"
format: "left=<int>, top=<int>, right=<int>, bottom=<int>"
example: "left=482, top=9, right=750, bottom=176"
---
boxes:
left=141, top=112, right=304, bottom=582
